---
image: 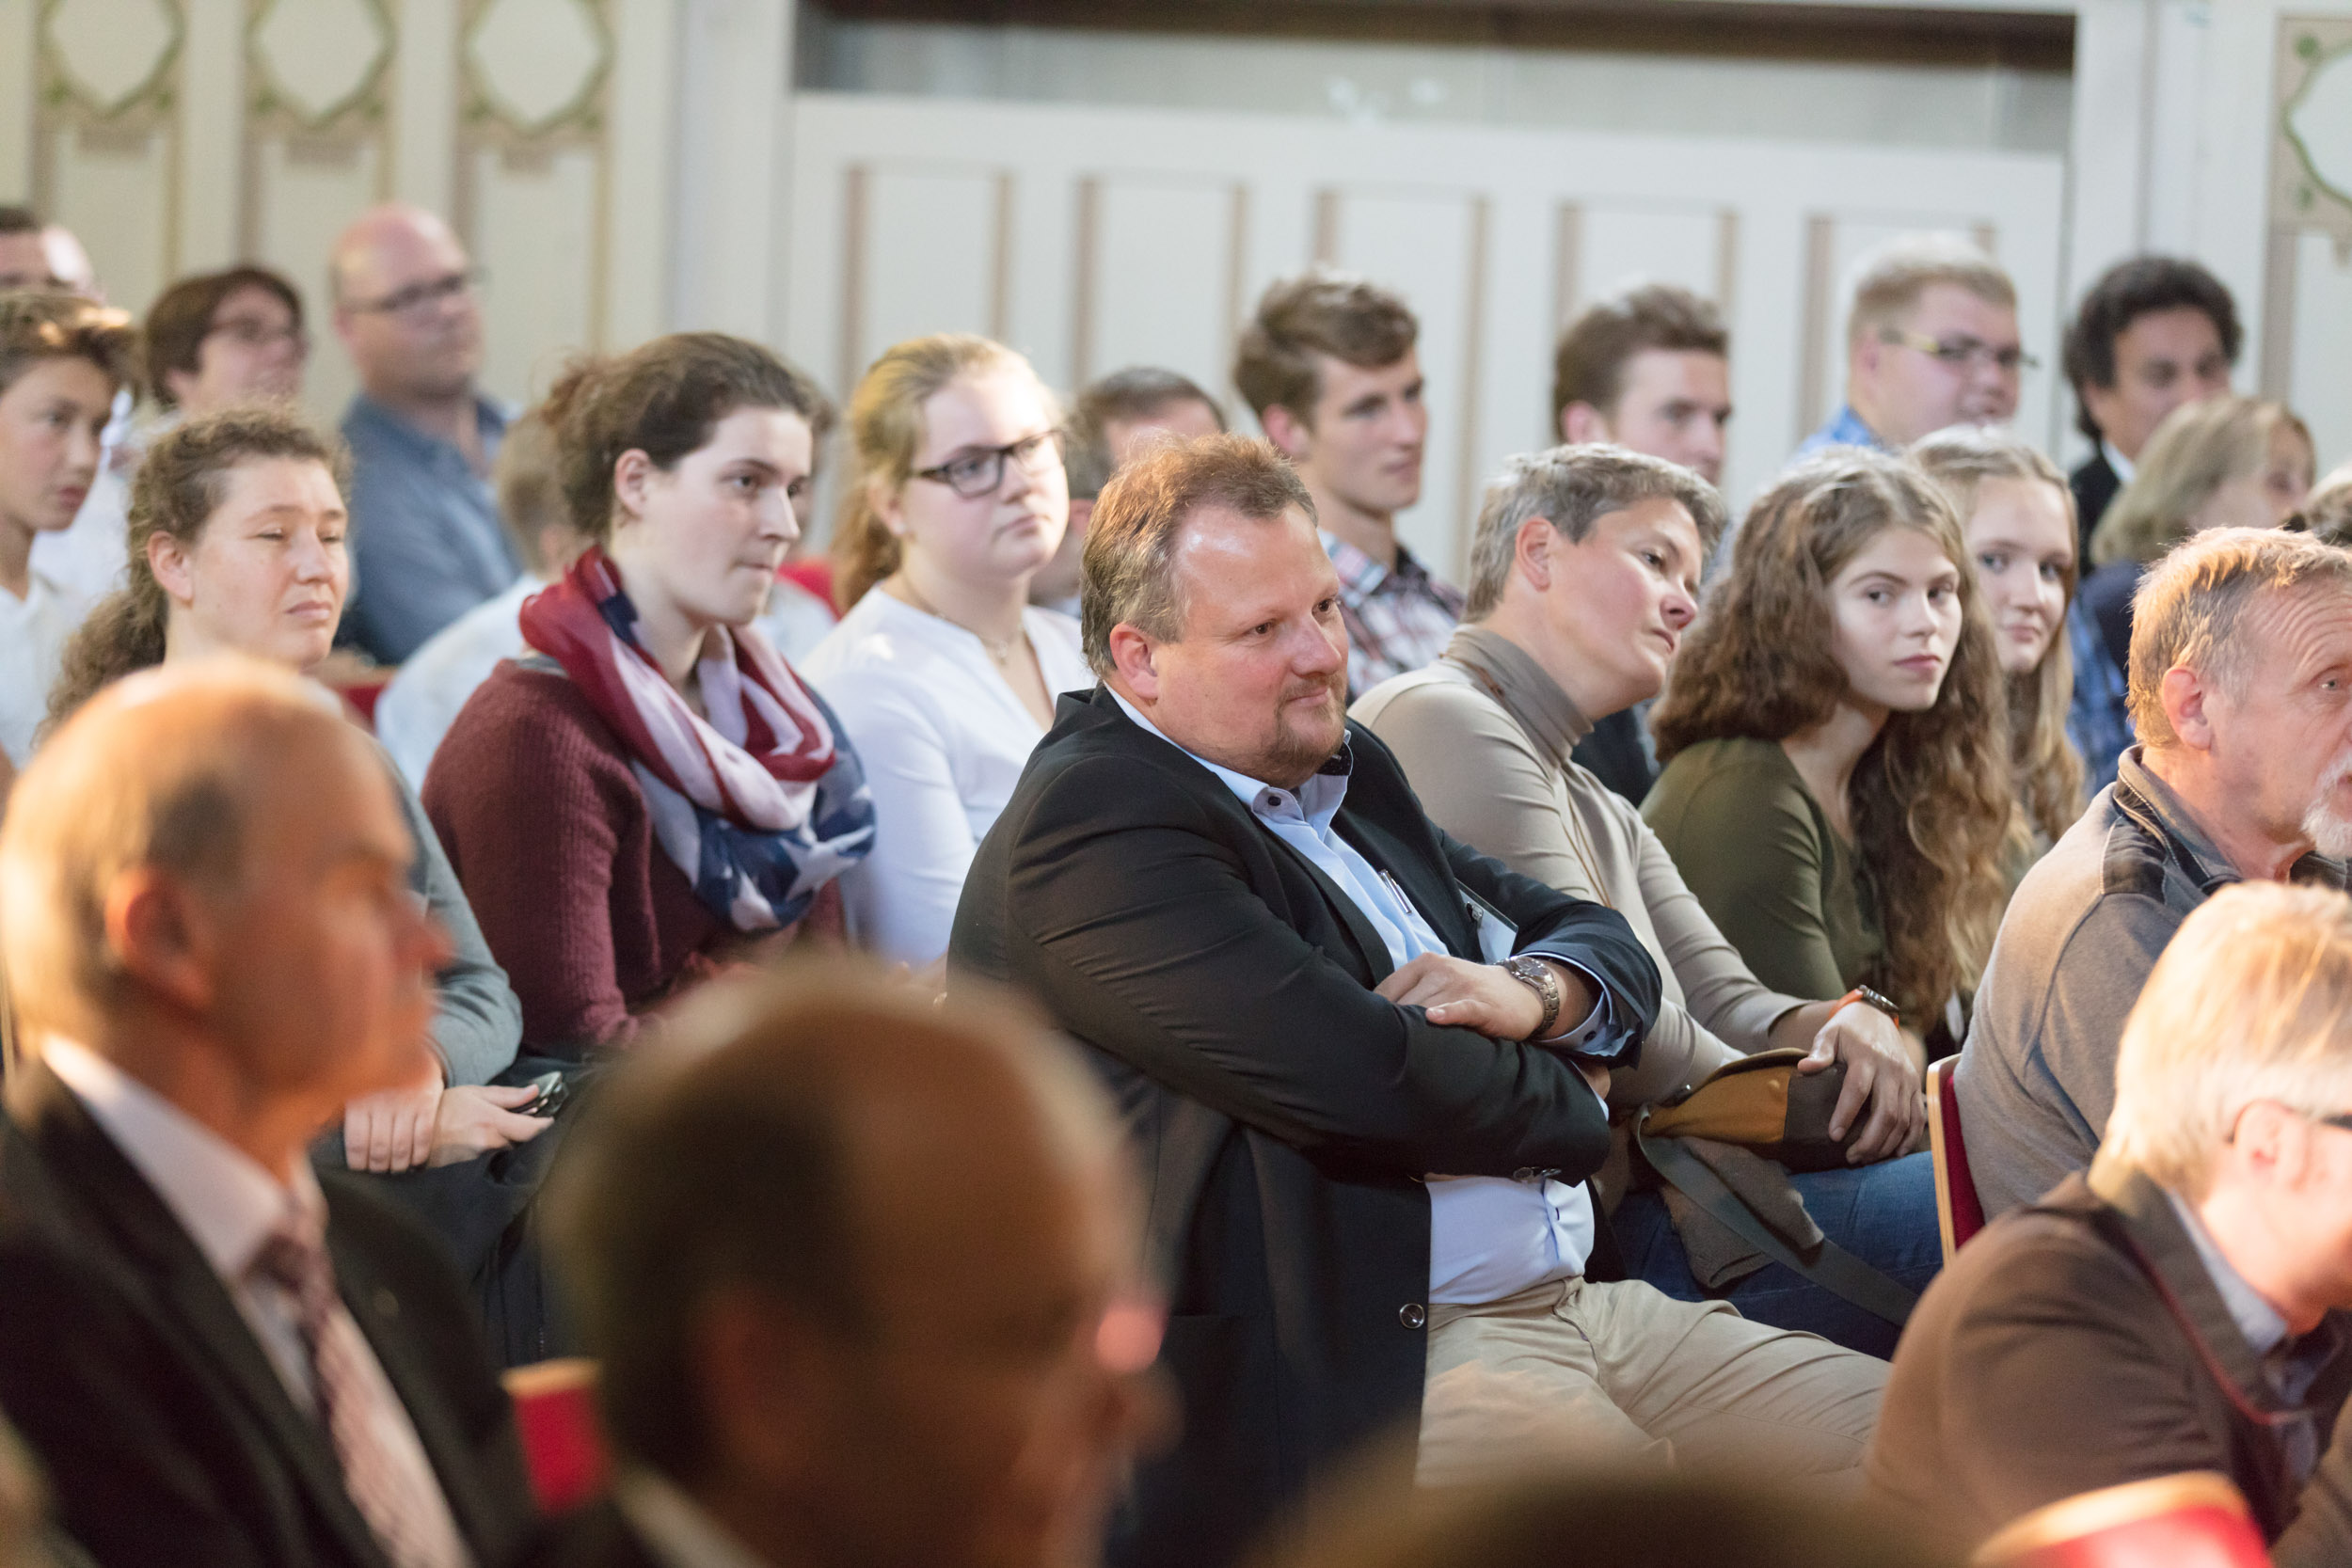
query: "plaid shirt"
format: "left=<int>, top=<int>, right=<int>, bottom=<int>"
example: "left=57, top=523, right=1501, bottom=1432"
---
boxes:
left=1324, top=532, right=1466, bottom=699
left=2066, top=596, right=2135, bottom=795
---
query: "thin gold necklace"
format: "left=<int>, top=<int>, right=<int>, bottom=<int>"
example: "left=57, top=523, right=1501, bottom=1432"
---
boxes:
left=896, top=574, right=1022, bottom=664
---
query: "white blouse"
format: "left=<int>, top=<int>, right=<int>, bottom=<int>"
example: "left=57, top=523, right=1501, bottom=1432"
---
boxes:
left=801, top=590, right=1092, bottom=967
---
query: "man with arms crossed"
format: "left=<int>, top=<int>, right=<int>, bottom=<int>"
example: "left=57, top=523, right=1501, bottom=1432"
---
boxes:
left=953, top=435, right=1883, bottom=1568
left=1956, top=529, right=2352, bottom=1216
left=0, top=660, right=535, bottom=1568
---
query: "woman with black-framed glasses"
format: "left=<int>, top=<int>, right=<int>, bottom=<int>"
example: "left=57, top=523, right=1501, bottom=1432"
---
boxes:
left=808, top=333, right=1092, bottom=970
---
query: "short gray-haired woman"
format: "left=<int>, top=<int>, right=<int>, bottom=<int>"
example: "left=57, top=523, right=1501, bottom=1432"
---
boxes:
left=1354, top=442, right=1936, bottom=1358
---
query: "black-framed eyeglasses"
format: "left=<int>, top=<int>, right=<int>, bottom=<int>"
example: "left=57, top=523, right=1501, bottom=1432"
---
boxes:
left=345, top=268, right=485, bottom=321
left=912, top=429, right=1063, bottom=499
left=1880, top=328, right=2040, bottom=375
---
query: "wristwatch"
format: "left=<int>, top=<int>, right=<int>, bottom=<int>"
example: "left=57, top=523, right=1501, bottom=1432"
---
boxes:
left=1501, top=956, right=1564, bottom=1040
left=1838, top=985, right=1902, bottom=1026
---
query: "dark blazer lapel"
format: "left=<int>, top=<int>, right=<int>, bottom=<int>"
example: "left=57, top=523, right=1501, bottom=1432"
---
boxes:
left=2100, top=1165, right=2303, bottom=1413
left=1253, top=829, right=1395, bottom=984
left=326, top=1212, right=501, bottom=1554
left=1337, top=812, right=1477, bottom=960
left=8, top=1062, right=396, bottom=1568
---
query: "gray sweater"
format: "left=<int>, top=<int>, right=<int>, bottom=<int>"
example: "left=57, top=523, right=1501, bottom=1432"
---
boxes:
left=388, top=752, right=523, bottom=1087
left=1953, top=747, right=2344, bottom=1217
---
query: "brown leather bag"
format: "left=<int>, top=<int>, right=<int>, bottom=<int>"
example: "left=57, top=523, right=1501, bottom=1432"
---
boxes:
left=1639, top=1048, right=1858, bottom=1173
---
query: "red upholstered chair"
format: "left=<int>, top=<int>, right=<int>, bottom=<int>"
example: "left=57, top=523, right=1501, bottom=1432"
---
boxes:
left=502, top=1358, right=610, bottom=1515
left=1976, top=1471, right=2271, bottom=1568
left=1927, top=1055, right=1987, bottom=1263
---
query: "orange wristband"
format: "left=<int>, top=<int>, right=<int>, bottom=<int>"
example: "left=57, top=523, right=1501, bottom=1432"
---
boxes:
left=1836, top=986, right=1901, bottom=1027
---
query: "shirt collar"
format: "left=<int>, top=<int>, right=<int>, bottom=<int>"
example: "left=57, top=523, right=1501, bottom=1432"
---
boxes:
left=344, top=391, right=507, bottom=463
left=1822, top=404, right=1890, bottom=451
left=612, top=1470, right=776, bottom=1568
left=1106, top=688, right=1353, bottom=824
left=40, top=1037, right=323, bottom=1280
left=2165, top=1190, right=2291, bottom=1359
left=2102, top=437, right=2137, bottom=485
left=1321, top=530, right=1433, bottom=596
left=2119, top=746, right=2348, bottom=892
left=1443, top=625, right=1593, bottom=762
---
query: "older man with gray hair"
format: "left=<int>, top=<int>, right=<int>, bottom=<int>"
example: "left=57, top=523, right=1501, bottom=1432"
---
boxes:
left=1956, top=527, right=2352, bottom=1218
left=1873, top=880, right=2352, bottom=1563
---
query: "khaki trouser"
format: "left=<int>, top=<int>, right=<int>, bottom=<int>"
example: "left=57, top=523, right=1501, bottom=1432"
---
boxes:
left=1417, top=1276, right=1886, bottom=1488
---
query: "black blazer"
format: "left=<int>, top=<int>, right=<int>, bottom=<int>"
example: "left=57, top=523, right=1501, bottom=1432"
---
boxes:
left=949, top=688, right=1661, bottom=1568
left=2072, top=449, right=2123, bottom=556
left=0, top=1061, right=540, bottom=1568
left=516, top=1501, right=658, bottom=1568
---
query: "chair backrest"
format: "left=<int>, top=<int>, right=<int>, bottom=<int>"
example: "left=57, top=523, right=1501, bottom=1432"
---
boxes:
left=1926, top=1056, right=1988, bottom=1262
left=1975, top=1471, right=2271, bottom=1568
left=501, top=1357, right=610, bottom=1515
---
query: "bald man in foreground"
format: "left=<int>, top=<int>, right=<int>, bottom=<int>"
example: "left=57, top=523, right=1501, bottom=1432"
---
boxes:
left=333, top=202, right=519, bottom=662
left=531, top=970, right=1167, bottom=1568
left=0, top=659, right=538, bottom=1568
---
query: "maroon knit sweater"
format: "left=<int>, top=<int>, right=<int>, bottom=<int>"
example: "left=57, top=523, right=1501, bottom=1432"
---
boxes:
left=423, top=662, right=731, bottom=1055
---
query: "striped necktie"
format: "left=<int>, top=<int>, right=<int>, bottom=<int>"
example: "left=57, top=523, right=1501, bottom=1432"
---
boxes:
left=250, top=1224, right=471, bottom=1568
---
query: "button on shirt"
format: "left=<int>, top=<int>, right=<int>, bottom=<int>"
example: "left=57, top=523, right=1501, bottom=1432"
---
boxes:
left=1108, top=691, right=1621, bottom=1306
left=40, top=1039, right=470, bottom=1556
left=342, top=395, right=519, bottom=664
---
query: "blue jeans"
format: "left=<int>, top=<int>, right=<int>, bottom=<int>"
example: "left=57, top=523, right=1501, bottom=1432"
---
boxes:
left=1610, top=1150, right=1941, bottom=1360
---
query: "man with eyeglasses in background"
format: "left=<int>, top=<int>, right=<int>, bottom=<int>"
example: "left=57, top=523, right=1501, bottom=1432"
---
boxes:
left=332, top=203, right=519, bottom=665
left=1795, top=235, right=2029, bottom=461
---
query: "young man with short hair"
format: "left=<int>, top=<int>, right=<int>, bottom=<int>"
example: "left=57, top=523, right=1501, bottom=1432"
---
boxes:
left=1033, top=365, right=1225, bottom=616
left=1235, top=271, right=1454, bottom=697
left=1553, top=283, right=1733, bottom=485
left=1549, top=282, right=1735, bottom=800
left=1797, top=235, right=2026, bottom=459
left=2060, top=255, right=2241, bottom=546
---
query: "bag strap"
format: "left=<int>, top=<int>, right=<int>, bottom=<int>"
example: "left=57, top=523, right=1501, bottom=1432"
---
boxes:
left=1635, top=1113, right=1918, bottom=1327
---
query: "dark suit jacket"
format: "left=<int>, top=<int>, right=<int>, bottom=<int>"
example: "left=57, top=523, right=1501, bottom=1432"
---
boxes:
left=516, top=1501, right=657, bottom=1568
left=949, top=688, right=1661, bottom=1568
left=0, top=1061, right=541, bottom=1568
left=2072, top=449, right=2123, bottom=555
left=1569, top=706, right=1656, bottom=804
left=1867, top=1165, right=2352, bottom=1568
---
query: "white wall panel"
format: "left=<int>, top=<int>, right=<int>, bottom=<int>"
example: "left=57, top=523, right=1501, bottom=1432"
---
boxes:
left=1317, top=186, right=1484, bottom=570
left=787, top=93, right=2068, bottom=573
left=845, top=163, right=1001, bottom=388
left=2290, top=231, right=2352, bottom=473
left=1076, top=174, right=1237, bottom=398
left=469, top=144, right=599, bottom=404
left=47, top=128, right=174, bottom=312
left=250, top=135, right=385, bottom=423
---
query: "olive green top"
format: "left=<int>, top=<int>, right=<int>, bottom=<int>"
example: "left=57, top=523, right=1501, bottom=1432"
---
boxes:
left=1641, top=736, right=1888, bottom=1010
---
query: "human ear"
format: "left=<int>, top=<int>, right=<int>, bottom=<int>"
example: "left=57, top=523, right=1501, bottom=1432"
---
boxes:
left=2161, top=665, right=2217, bottom=752
left=1260, top=404, right=1311, bottom=463
left=1513, top=517, right=1560, bottom=593
left=146, top=530, right=198, bottom=608
left=1560, top=404, right=1612, bottom=446
left=691, top=1289, right=831, bottom=1490
left=106, top=868, right=218, bottom=1015
left=1108, top=623, right=1160, bottom=702
left=612, top=450, right=657, bottom=530
left=866, top=474, right=908, bottom=539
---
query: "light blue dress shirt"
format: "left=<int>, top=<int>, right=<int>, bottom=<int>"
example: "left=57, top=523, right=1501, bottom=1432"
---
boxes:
left=1108, top=689, right=1618, bottom=1305
left=1793, top=403, right=1890, bottom=461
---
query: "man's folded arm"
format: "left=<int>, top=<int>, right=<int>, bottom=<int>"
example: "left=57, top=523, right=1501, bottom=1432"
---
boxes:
left=1000, top=759, right=1613, bottom=1180
left=1441, top=824, right=1662, bottom=1062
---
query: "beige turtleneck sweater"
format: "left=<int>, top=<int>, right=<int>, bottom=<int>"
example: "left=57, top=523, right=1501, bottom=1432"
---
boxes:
left=1352, top=625, right=1803, bottom=1108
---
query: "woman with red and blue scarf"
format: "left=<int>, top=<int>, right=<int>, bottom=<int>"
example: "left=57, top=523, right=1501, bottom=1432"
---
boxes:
left=425, top=335, right=873, bottom=1056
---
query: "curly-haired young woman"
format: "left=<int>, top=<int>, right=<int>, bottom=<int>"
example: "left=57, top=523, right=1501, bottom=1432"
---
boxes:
left=1644, top=448, right=2012, bottom=1047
